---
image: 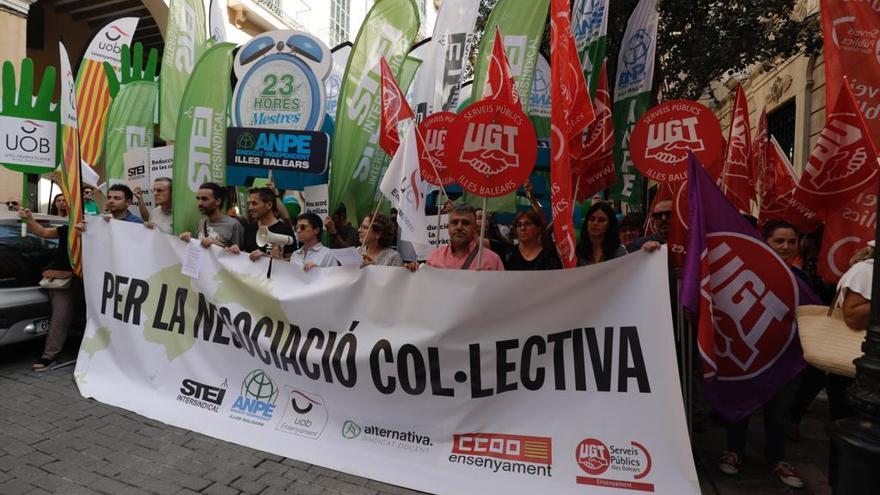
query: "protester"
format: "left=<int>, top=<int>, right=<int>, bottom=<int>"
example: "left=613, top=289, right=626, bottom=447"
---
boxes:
left=357, top=213, right=402, bottom=267
left=49, top=193, right=68, bottom=217
left=503, top=210, right=561, bottom=270
left=629, top=199, right=672, bottom=252
left=135, top=178, right=173, bottom=233
left=228, top=187, right=296, bottom=262
left=82, top=184, right=100, bottom=215
left=291, top=212, right=339, bottom=270
left=179, top=182, right=244, bottom=249
left=325, top=204, right=359, bottom=248
left=408, top=204, right=504, bottom=271
left=578, top=202, right=627, bottom=266
left=103, top=184, right=144, bottom=224
left=618, top=213, right=643, bottom=247
left=18, top=208, right=84, bottom=372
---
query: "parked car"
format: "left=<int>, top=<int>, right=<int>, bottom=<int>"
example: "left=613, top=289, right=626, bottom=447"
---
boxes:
left=0, top=210, right=67, bottom=346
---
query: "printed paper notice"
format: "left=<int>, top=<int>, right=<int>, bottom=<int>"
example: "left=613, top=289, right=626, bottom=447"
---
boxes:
left=331, top=247, right=363, bottom=267
left=181, top=239, right=204, bottom=278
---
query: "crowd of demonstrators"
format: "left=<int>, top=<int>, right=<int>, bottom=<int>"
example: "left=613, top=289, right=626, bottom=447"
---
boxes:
left=49, top=193, right=68, bottom=217
left=179, top=182, right=243, bottom=249
left=577, top=202, right=627, bottom=266
left=503, top=210, right=561, bottom=270
left=227, top=187, right=296, bottom=262
left=135, top=178, right=173, bottom=233
left=325, top=204, right=359, bottom=249
left=18, top=207, right=84, bottom=372
left=291, top=212, right=340, bottom=270
left=409, top=204, right=504, bottom=271
left=357, top=213, right=403, bottom=267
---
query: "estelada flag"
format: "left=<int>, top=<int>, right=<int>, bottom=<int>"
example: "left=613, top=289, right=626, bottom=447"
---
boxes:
left=758, top=136, right=798, bottom=226
left=59, top=42, right=83, bottom=277
left=681, top=153, right=819, bottom=422
left=821, top=0, right=880, bottom=146
left=572, top=61, right=614, bottom=201
left=550, top=0, right=595, bottom=268
left=720, top=84, right=753, bottom=212
left=786, top=79, right=879, bottom=232
left=482, top=28, right=520, bottom=106
left=379, top=57, right=415, bottom=157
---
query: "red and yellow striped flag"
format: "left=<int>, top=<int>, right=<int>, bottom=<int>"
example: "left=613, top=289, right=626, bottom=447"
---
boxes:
left=75, top=59, right=111, bottom=168
left=60, top=42, right=83, bottom=276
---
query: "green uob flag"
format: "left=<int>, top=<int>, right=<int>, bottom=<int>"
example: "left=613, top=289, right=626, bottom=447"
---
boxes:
left=329, top=0, right=420, bottom=222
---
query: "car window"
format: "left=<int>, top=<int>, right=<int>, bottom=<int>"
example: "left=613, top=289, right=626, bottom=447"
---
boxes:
left=0, top=220, right=60, bottom=288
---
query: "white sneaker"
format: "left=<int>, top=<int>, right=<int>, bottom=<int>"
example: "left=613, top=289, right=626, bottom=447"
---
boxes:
left=773, top=461, right=804, bottom=489
left=718, top=451, right=741, bottom=475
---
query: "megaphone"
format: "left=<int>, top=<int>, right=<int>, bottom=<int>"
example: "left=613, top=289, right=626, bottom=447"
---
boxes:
left=256, top=226, right=294, bottom=248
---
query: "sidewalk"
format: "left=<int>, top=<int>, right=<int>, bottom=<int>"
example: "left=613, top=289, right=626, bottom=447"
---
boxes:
left=0, top=337, right=833, bottom=495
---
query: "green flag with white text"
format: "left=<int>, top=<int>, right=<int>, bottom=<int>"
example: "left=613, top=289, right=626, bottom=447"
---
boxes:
left=610, top=0, right=658, bottom=209
left=172, top=42, right=235, bottom=234
left=329, top=0, right=420, bottom=222
left=104, top=81, right=157, bottom=183
left=571, top=0, right=609, bottom=96
left=160, top=0, right=208, bottom=142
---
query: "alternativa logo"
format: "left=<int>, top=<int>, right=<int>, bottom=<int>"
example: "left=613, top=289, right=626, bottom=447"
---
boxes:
left=575, top=438, right=654, bottom=492
left=449, top=433, right=552, bottom=477
left=275, top=388, right=328, bottom=439
left=229, top=369, right=279, bottom=425
left=341, top=420, right=432, bottom=454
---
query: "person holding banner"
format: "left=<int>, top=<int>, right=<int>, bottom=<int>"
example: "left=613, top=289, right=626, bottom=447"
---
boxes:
left=325, top=204, right=359, bottom=249
left=618, top=213, right=644, bottom=247
left=291, top=212, right=339, bottom=270
left=629, top=200, right=672, bottom=252
left=577, top=202, right=627, bottom=266
left=357, top=214, right=402, bottom=267
left=179, top=183, right=244, bottom=249
left=409, top=204, right=504, bottom=271
left=18, top=208, right=84, bottom=372
left=136, top=178, right=173, bottom=234
left=227, top=187, right=296, bottom=262
left=503, top=210, right=561, bottom=271
left=103, top=185, right=144, bottom=224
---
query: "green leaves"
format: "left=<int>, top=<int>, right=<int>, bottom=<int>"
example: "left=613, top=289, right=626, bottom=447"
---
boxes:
left=103, top=42, right=158, bottom=98
left=1, top=58, right=57, bottom=119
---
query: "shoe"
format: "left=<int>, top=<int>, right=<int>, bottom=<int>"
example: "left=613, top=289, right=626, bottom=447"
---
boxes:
left=32, top=358, right=55, bottom=372
left=719, top=451, right=741, bottom=475
left=773, top=461, right=805, bottom=489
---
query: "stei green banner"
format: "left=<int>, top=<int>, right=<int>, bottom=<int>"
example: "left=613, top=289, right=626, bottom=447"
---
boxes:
left=104, top=81, right=157, bottom=183
left=329, top=0, right=420, bottom=223
left=171, top=42, right=235, bottom=235
left=160, top=0, right=208, bottom=142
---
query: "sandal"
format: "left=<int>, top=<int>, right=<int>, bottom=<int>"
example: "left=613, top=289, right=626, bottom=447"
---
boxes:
left=32, top=358, right=55, bottom=372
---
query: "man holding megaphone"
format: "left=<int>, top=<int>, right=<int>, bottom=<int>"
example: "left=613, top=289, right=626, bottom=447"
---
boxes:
left=226, top=187, right=296, bottom=261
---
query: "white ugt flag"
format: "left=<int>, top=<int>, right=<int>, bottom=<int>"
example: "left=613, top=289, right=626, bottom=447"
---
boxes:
left=379, top=127, right=430, bottom=249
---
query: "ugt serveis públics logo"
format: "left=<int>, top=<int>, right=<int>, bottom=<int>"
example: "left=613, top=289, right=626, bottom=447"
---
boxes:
left=575, top=438, right=654, bottom=492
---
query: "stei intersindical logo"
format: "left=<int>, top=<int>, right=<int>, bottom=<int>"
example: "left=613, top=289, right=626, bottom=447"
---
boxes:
left=232, top=30, right=331, bottom=131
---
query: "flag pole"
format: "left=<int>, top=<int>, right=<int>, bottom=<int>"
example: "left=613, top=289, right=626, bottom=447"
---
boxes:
left=476, top=196, right=488, bottom=268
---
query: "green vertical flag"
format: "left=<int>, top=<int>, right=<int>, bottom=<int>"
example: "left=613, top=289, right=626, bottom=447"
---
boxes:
left=329, top=0, right=420, bottom=222
left=172, top=42, right=235, bottom=235
left=610, top=0, right=658, bottom=209
left=467, top=0, right=549, bottom=213
left=571, top=0, right=609, bottom=96
left=160, top=0, right=208, bottom=142
left=104, top=81, right=157, bottom=182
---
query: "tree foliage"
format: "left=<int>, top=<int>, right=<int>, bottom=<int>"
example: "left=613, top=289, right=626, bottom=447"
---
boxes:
left=468, top=0, right=822, bottom=100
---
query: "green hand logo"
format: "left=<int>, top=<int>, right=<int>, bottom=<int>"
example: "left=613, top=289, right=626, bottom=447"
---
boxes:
left=0, top=58, right=61, bottom=174
left=103, top=42, right=158, bottom=98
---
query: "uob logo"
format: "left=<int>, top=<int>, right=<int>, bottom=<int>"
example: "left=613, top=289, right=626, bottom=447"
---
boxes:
left=460, top=123, right=519, bottom=175
left=645, top=117, right=704, bottom=164
left=98, top=25, right=129, bottom=54
left=699, top=233, right=797, bottom=379
left=6, top=121, right=51, bottom=154
left=276, top=388, right=328, bottom=439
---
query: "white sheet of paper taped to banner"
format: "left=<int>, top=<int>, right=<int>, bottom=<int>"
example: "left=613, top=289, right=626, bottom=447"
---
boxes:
left=181, top=239, right=203, bottom=278
left=331, top=247, right=362, bottom=266
left=76, top=220, right=701, bottom=495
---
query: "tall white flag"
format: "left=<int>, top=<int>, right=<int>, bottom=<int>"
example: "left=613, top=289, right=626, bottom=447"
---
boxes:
left=379, top=127, right=429, bottom=248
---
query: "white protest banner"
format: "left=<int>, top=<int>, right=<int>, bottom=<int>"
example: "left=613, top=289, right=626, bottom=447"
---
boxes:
left=122, top=145, right=175, bottom=213
left=303, top=183, right=329, bottom=218
left=150, top=145, right=173, bottom=180
left=75, top=220, right=699, bottom=495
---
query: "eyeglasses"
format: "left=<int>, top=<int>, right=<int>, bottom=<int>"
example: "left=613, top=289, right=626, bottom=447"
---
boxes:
left=652, top=211, right=672, bottom=220
left=515, top=221, right=535, bottom=229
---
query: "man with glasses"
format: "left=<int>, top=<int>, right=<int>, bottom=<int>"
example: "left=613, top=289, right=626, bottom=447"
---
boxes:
left=408, top=204, right=504, bottom=271
left=627, top=199, right=672, bottom=253
left=179, top=182, right=243, bottom=249
left=291, top=212, right=339, bottom=270
left=135, top=178, right=173, bottom=233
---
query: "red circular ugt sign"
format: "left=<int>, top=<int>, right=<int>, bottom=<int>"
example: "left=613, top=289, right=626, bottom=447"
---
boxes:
left=417, top=111, right=457, bottom=187
left=629, top=99, right=723, bottom=182
left=443, top=100, right=537, bottom=197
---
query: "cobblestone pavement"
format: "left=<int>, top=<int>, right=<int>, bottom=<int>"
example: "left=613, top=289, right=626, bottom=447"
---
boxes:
left=1, top=338, right=833, bottom=495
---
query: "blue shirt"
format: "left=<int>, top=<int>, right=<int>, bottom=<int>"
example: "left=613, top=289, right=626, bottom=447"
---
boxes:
left=121, top=211, right=144, bottom=224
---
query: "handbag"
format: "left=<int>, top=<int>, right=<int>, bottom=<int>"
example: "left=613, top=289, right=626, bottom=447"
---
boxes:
left=39, top=269, right=73, bottom=290
left=796, top=303, right=866, bottom=378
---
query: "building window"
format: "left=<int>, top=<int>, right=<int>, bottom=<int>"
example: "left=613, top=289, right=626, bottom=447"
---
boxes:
left=768, top=99, right=796, bottom=164
left=330, top=0, right=351, bottom=46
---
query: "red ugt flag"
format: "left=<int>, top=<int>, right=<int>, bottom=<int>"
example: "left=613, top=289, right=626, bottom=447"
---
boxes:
left=550, top=0, right=595, bottom=268
left=787, top=79, right=879, bottom=230
left=379, top=57, right=415, bottom=157
left=721, top=84, right=753, bottom=212
left=572, top=61, right=615, bottom=201
left=482, top=28, right=520, bottom=106
left=758, top=136, right=799, bottom=226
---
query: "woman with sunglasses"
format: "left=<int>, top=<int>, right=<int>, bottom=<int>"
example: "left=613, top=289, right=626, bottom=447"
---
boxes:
left=503, top=210, right=561, bottom=270
left=358, top=214, right=403, bottom=267
left=578, top=202, right=627, bottom=266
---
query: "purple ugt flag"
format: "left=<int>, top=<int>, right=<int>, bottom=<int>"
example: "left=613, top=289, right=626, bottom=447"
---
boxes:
left=681, top=153, right=818, bottom=423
